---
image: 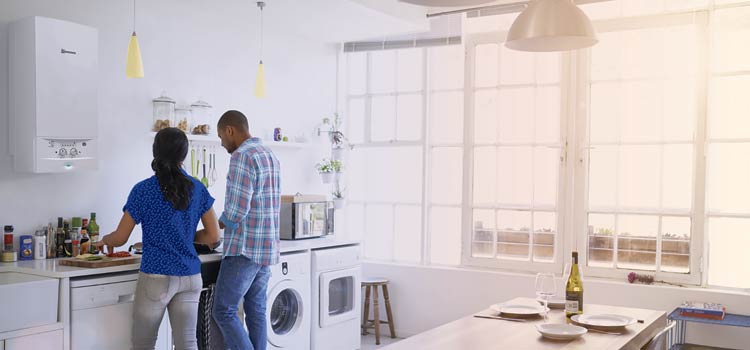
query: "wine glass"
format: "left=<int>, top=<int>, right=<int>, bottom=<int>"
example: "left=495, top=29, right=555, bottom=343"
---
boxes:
left=535, top=272, right=556, bottom=321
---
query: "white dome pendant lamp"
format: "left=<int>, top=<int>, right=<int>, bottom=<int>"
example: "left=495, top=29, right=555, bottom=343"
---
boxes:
left=506, top=0, right=597, bottom=52
left=254, top=1, right=266, bottom=98
left=125, top=0, right=144, bottom=78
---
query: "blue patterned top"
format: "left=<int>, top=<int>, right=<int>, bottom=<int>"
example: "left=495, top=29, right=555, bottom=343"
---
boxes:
left=124, top=172, right=214, bottom=276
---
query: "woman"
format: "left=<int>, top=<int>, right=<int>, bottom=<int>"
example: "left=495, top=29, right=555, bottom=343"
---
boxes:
left=96, top=127, right=220, bottom=350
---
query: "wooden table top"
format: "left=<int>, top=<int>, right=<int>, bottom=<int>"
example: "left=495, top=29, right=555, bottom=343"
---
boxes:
left=381, top=297, right=667, bottom=350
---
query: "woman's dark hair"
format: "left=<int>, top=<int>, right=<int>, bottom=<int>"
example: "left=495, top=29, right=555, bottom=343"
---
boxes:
left=151, top=128, right=193, bottom=210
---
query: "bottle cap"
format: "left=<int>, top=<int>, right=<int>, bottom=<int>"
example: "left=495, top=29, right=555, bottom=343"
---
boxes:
left=91, top=212, right=96, bottom=219
left=71, top=217, right=82, bottom=228
left=57, top=217, right=63, bottom=227
left=4, top=225, right=13, bottom=232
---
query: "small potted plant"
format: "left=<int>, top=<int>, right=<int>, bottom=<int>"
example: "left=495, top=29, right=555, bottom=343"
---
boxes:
left=316, top=159, right=334, bottom=184
left=332, top=188, right=346, bottom=209
left=330, top=159, right=343, bottom=181
left=328, top=113, right=350, bottom=160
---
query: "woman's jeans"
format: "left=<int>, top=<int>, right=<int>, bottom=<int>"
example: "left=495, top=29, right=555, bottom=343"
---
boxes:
left=132, top=272, right=203, bottom=350
left=212, top=255, right=272, bottom=350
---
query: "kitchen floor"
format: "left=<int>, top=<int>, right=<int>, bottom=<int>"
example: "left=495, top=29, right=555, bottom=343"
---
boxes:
left=361, top=333, right=402, bottom=350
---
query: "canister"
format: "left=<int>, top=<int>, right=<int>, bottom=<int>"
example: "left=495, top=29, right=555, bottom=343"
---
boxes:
left=19, top=235, right=33, bottom=260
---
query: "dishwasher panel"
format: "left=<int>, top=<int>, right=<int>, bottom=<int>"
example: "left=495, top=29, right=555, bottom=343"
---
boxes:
left=71, top=273, right=171, bottom=350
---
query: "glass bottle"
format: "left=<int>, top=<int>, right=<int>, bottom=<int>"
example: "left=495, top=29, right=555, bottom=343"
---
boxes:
left=88, top=213, right=100, bottom=254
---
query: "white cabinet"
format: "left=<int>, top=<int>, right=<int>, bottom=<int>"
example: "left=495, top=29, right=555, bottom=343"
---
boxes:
left=4, top=329, right=63, bottom=350
left=70, top=272, right=171, bottom=350
left=9, top=16, right=98, bottom=173
left=0, top=272, right=58, bottom=333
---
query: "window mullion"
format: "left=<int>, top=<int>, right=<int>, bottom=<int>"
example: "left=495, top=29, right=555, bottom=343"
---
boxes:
left=421, top=48, right=430, bottom=265
left=693, top=11, right=710, bottom=286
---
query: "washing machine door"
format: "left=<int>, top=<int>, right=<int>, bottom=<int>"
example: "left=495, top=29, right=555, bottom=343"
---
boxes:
left=267, top=279, right=305, bottom=348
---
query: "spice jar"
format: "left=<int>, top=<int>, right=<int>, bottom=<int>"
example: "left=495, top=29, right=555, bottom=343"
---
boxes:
left=175, top=105, right=191, bottom=133
left=152, top=92, right=176, bottom=132
left=190, top=100, right=213, bottom=135
left=4, top=225, right=14, bottom=251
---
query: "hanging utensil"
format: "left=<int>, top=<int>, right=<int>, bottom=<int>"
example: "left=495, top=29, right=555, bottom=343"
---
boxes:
left=201, top=163, right=209, bottom=187
left=210, top=151, right=218, bottom=186
left=195, top=159, right=200, bottom=180
left=190, top=149, right=195, bottom=177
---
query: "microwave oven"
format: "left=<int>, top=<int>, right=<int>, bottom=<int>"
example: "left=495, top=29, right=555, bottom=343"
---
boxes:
left=280, top=195, right=334, bottom=240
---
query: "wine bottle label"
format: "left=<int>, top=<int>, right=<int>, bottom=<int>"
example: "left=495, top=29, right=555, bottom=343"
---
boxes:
left=566, top=291, right=583, bottom=314
left=565, top=300, right=579, bottom=314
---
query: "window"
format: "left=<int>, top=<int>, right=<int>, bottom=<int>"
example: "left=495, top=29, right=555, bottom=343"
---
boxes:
left=580, top=13, right=703, bottom=283
left=345, top=46, right=449, bottom=264
left=464, top=33, right=566, bottom=272
left=342, top=2, right=750, bottom=290
left=705, top=6, right=750, bottom=289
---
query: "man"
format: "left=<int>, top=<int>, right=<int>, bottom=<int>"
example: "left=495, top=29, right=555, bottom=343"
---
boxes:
left=213, top=110, right=280, bottom=350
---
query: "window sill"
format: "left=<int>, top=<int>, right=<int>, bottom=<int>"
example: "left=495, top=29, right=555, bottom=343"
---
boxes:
left=361, top=259, right=750, bottom=296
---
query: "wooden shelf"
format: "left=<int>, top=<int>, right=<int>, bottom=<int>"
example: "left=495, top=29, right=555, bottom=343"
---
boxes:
left=148, top=133, right=308, bottom=149
left=149, top=131, right=220, bottom=143
left=262, top=140, right=308, bottom=150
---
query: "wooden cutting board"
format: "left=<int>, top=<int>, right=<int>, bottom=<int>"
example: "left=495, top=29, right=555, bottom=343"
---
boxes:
left=58, top=256, right=141, bottom=268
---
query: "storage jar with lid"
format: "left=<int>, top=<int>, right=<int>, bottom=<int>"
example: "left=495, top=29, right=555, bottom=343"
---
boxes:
left=175, top=105, right=192, bottom=133
left=190, top=100, right=213, bottom=135
left=152, top=92, right=176, bottom=131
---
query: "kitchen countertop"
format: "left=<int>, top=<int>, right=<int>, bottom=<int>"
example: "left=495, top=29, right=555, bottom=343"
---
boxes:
left=0, top=236, right=360, bottom=279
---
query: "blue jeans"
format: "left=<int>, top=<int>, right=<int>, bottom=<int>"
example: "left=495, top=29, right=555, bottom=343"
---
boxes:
left=212, top=256, right=271, bottom=350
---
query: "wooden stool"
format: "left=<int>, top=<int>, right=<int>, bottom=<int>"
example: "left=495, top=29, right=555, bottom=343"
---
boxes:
left=361, top=278, right=396, bottom=345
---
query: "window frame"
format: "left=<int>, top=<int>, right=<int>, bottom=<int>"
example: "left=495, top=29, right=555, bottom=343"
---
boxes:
left=571, top=11, right=709, bottom=286
left=461, top=31, right=574, bottom=274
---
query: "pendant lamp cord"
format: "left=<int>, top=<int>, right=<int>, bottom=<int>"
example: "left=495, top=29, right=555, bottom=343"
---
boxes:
left=132, top=0, right=137, bottom=34
left=258, top=1, right=265, bottom=63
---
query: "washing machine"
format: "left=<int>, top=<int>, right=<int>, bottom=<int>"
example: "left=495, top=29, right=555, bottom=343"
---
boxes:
left=311, top=245, right=362, bottom=350
left=267, top=250, right=311, bottom=349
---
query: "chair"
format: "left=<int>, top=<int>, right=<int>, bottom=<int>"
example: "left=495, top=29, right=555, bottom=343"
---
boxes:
left=644, top=322, right=676, bottom=350
left=361, top=278, right=396, bottom=345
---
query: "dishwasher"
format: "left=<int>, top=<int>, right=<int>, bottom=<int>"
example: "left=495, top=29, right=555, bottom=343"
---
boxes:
left=70, top=271, right=170, bottom=350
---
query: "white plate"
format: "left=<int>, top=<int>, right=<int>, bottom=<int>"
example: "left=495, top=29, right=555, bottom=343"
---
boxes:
left=536, top=323, right=588, bottom=340
left=490, top=303, right=549, bottom=316
left=537, top=298, right=566, bottom=309
left=571, top=314, right=636, bottom=328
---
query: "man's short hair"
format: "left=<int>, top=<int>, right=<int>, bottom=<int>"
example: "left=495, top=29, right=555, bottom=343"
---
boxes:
left=218, top=110, right=249, bottom=132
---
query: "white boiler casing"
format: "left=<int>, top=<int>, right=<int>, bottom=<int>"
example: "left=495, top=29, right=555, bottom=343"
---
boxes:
left=9, top=16, right=98, bottom=173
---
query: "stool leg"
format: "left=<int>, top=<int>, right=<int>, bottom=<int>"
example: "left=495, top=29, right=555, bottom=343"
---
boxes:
left=373, top=285, right=381, bottom=345
left=362, top=286, right=371, bottom=335
left=382, top=285, right=396, bottom=339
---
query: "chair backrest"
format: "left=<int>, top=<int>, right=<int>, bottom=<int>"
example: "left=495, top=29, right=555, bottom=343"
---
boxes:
left=644, top=321, right=676, bottom=350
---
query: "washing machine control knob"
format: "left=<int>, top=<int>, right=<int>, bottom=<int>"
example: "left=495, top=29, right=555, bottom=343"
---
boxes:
left=282, top=262, right=288, bottom=275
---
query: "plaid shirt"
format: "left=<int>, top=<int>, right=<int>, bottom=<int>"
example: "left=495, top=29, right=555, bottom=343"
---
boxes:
left=220, top=137, right=280, bottom=266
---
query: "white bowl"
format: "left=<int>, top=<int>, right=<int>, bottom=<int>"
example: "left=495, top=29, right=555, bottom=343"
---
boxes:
left=536, top=323, right=587, bottom=340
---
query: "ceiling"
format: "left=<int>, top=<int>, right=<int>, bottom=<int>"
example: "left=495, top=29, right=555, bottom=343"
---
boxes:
left=274, top=0, right=430, bottom=43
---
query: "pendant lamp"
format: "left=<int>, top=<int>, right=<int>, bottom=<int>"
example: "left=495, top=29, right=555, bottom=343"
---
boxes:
left=506, top=0, right=597, bottom=52
left=126, top=0, right=144, bottom=78
left=254, top=1, right=266, bottom=98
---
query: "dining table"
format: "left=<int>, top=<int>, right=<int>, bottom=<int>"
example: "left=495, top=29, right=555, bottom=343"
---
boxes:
left=381, top=297, right=667, bottom=350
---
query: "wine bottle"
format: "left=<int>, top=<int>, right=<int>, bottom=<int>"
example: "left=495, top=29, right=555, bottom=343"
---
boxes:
left=565, top=251, right=584, bottom=318
left=88, top=212, right=99, bottom=254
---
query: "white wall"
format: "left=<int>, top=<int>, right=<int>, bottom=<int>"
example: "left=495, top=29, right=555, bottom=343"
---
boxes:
left=363, top=262, right=750, bottom=349
left=0, top=0, right=337, bottom=247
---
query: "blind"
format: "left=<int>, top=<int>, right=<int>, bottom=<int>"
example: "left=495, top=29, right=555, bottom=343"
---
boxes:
left=343, top=36, right=461, bottom=53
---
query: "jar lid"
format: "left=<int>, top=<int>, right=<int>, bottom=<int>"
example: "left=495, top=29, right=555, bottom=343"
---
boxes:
left=71, top=217, right=82, bottom=228
left=153, top=92, right=176, bottom=104
left=3, top=225, right=13, bottom=232
left=190, top=100, right=212, bottom=108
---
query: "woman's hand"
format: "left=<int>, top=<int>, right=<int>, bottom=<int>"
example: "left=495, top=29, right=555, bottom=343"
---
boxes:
left=94, top=235, right=114, bottom=255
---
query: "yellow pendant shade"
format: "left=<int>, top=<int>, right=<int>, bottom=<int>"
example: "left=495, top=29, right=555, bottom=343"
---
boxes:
left=254, top=61, right=266, bottom=98
left=126, top=32, right=144, bottom=78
